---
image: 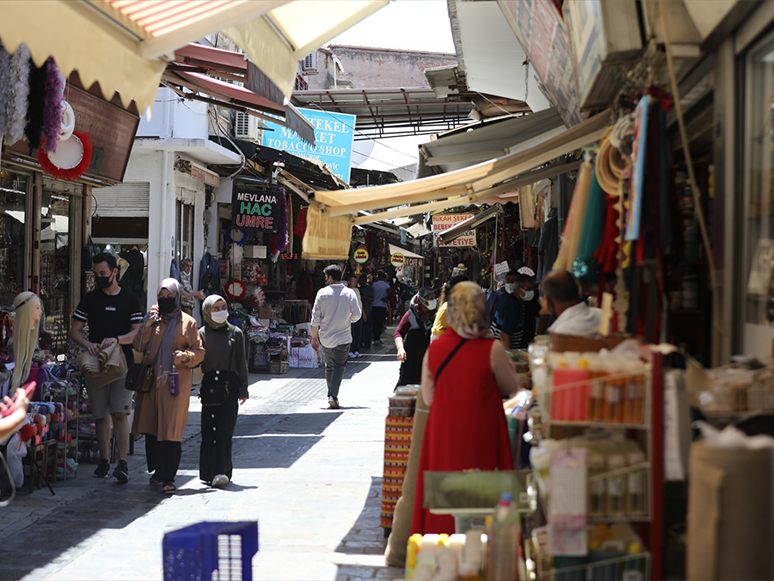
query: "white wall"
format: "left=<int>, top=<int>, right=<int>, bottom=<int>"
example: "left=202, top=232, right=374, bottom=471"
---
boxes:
left=137, top=88, right=209, bottom=140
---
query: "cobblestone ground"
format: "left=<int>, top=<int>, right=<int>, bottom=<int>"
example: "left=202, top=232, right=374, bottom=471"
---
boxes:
left=0, top=330, right=405, bottom=581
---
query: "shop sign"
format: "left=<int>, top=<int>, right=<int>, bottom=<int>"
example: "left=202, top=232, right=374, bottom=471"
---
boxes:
left=404, top=256, right=423, bottom=268
left=232, top=186, right=281, bottom=232
left=494, top=261, right=510, bottom=276
left=391, top=253, right=405, bottom=268
left=354, top=246, right=369, bottom=263
left=432, top=214, right=476, bottom=247
left=262, top=107, right=356, bottom=183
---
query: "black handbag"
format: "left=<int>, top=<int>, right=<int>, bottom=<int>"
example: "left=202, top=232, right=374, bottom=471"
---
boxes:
left=125, top=317, right=158, bottom=393
left=200, top=328, right=237, bottom=406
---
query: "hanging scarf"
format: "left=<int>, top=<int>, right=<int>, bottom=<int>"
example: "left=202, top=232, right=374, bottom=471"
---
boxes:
left=0, top=41, right=11, bottom=140
left=202, top=294, right=229, bottom=330
left=6, top=44, right=30, bottom=145
left=24, top=58, right=46, bottom=151
left=157, top=278, right=182, bottom=374
left=41, top=58, right=63, bottom=154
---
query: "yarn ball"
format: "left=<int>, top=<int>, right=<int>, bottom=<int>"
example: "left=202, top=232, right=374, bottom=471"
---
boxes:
left=19, top=423, right=35, bottom=443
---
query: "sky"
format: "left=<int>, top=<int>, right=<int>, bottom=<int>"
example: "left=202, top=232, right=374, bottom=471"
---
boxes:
left=329, top=0, right=457, bottom=172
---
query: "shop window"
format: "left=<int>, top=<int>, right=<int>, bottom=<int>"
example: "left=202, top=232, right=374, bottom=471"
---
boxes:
left=40, top=183, right=81, bottom=353
left=0, top=171, right=29, bottom=305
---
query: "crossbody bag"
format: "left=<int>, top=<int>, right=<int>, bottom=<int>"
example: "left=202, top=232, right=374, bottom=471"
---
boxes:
left=125, top=316, right=158, bottom=393
left=434, top=338, right=468, bottom=383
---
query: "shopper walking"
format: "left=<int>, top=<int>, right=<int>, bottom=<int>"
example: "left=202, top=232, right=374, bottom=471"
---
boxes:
left=69, top=253, right=142, bottom=482
left=358, top=274, right=373, bottom=350
left=133, top=278, right=205, bottom=494
left=371, top=271, right=391, bottom=344
left=347, top=275, right=364, bottom=359
left=198, top=295, right=249, bottom=488
left=311, top=265, right=361, bottom=409
left=491, top=271, right=537, bottom=349
left=394, top=288, right=437, bottom=386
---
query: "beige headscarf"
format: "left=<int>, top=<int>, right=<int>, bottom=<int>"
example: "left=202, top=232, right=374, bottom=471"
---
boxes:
left=446, top=282, right=492, bottom=339
left=202, top=294, right=229, bottom=330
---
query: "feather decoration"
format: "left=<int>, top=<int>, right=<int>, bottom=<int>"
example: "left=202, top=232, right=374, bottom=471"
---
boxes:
left=6, top=44, right=30, bottom=145
left=41, top=58, right=63, bottom=154
left=24, top=58, right=46, bottom=151
left=0, top=41, right=11, bottom=140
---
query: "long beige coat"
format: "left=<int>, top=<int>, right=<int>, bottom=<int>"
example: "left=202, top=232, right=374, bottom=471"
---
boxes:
left=131, top=313, right=205, bottom=441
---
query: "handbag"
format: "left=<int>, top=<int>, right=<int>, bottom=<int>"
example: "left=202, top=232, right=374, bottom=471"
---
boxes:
left=125, top=317, right=158, bottom=393
left=78, top=341, right=128, bottom=388
left=200, top=328, right=237, bottom=406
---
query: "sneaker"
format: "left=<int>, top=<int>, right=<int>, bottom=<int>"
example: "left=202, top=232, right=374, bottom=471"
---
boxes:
left=354, top=352, right=361, bottom=358
left=211, top=474, right=230, bottom=488
left=113, top=460, right=129, bottom=483
left=93, top=459, right=110, bottom=478
left=348, top=352, right=356, bottom=359
left=328, top=396, right=340, bottom=409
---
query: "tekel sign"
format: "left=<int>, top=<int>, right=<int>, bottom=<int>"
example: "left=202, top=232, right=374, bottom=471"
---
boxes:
left=391, top=253, right=405, bottom=268
left=232, top=182, right=281, bottom=232
left=354, top=246, right=369, bottom=263
left=262, top=107, right=356, bottom=183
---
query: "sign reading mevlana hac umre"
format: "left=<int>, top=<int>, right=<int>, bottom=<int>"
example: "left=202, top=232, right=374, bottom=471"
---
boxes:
left=232, top=184, right=281, bottom=232
left=262, top=108, right=356, bottom=183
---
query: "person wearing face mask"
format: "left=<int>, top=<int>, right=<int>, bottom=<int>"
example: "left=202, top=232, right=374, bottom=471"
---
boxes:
left=394, top=287, right=437, bottom=387
left=491, top=272, right=538, bottom=350
left=198, top=295, right=249, bottom=489
left=541, top=270, right=602, bottom=336
left=70, top=253, right=142, bottom=482
left=132, top=279, right=205, bottom=494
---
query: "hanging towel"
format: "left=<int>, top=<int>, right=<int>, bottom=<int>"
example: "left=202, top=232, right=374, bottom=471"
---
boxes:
left=572, top=164, right=607, bottom=281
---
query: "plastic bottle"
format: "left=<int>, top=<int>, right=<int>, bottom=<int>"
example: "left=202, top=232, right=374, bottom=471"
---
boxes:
left=586, top=355, right=606, bottom=421
left=486, top=493, right=519, bottom=581
left=553, top=360, right=590, bottom=421
left=406, top=533, right=422, bottom=579
left=169, top=364, right=180, bottom=395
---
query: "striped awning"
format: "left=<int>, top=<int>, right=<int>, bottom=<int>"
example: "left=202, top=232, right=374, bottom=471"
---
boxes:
left=0, top=0, right=389, bottom=114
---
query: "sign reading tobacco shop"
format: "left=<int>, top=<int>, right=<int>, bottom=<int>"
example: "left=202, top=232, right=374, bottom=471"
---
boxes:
left=232, top=180, right=280, bottom=232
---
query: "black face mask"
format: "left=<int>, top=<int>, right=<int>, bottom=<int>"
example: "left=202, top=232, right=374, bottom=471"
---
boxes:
left=95, top=274, right=113, bottom=289
left=158, top=297, right=177, bottom=314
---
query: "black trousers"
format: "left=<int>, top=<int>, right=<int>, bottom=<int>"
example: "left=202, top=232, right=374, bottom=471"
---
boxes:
left=361, top=315, right=372, bottom=349
left=145, top=435, right=182, bottom=483
left=372, top=306, right=387, bottom=341
left=199, top=388, right=239, bottom=483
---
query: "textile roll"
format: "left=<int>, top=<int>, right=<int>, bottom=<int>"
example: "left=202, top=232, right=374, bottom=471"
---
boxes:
left=687, top=441, right=774, bottom=580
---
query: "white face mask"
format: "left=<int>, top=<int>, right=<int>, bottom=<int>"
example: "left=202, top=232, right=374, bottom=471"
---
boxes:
left=426, top=299, right=438, bottom=311
left=505, top=283, right=517, bottom=294
left=210, top=310, right=229, bottom=324
left=522, top=290, right=535, bottom=302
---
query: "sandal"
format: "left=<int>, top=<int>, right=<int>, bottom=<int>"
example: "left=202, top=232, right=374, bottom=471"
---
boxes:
left=149, top=476, right=162, bottom=486
left=162, top=482, right=177, bottom=494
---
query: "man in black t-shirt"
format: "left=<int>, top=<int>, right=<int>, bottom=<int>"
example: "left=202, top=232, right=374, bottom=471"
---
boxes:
left=69, top=253, right=142, bottom=482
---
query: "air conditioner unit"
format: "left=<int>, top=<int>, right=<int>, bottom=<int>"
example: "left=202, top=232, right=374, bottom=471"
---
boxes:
left=301, top=52, right=317, bottom=73
left=234, top=112, right=261, bottom=143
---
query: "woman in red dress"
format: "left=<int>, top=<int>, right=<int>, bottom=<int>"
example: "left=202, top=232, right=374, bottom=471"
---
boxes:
left=412, top=282, right=521, bottom=534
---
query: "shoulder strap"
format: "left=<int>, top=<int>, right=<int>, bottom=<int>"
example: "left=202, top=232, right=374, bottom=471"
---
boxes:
left=434, top=338, right=467, bottom=384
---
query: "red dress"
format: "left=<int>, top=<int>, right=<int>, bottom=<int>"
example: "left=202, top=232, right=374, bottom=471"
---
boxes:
left=411, top=328, right=514, bottom=534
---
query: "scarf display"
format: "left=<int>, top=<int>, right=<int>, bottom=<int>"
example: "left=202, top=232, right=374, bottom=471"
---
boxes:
left=24, top=59, right=46, bottom=151
left=2, top=43, right=30, bottom=145
left=41, top=57, right=63, bottom=154
left=157, top=278, right=183, bottom=374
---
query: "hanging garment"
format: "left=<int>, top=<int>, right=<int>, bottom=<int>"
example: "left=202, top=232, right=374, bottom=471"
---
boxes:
left=199, top=252, right=221, bottom=295
left=553, top=161, right=592, bottom=271
left=572, top=164, right=607, bottom=281
left=537, top=215, right=559, bottom=283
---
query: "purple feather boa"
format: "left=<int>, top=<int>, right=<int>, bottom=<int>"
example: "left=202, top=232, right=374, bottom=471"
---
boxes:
left=41, top=57, right=63, bottom=154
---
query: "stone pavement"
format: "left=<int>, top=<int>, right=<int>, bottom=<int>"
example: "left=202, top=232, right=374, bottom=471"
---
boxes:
left=0, top=329, right=406, bottom=580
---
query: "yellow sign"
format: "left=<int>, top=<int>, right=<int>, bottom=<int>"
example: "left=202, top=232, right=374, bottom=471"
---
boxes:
left=354, top=246, right=369, bottom=264
left=391, top=253, right=405, bottom=268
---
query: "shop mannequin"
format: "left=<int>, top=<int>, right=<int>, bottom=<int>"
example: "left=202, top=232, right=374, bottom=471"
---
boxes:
left=10, top=292, right=42, bottom=394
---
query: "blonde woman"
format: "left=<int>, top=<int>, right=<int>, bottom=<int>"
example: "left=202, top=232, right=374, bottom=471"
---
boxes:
left=10, top=291, right=42, bottom=394
left=412, top=281, right=519, bottom=535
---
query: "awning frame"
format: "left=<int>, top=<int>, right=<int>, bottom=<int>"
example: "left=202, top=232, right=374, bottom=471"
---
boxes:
left=438, top=205, right=502, bottom=244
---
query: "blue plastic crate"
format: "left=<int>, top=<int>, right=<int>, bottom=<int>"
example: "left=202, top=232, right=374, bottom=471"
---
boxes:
left=163, top=521, right=259, bottom=581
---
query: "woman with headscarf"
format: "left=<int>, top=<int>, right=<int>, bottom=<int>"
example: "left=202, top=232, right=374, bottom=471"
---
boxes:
left=412, top=281, right=520, bottom=534
left=132, top=278, right=205, bottom=494
left=198, top=295, right=249, bottom=488
left=394, top=287, right=437, bottom=387
left=430, top=274, right=469, bottom=341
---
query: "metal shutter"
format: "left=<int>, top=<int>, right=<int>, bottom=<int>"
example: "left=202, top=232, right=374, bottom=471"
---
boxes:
left=92, top=182, right=150, bottom=217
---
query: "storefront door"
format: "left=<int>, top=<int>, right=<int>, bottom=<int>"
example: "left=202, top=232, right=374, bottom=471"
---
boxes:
left=0, top=170, right=30, bottom=307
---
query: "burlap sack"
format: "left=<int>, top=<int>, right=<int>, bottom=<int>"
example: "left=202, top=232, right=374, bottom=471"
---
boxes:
left=385, top=391, right=429, bottom=568
left=687, top=440, right=774, bottom=580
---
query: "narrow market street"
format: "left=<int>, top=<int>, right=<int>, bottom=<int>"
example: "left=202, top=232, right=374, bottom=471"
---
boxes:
left=0, top=336, right=403, bottom=581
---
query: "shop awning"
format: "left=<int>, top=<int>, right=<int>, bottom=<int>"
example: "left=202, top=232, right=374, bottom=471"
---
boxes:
left=438, top=205, right=502, bottom=245
left=389, top=244, right=424, bottom=267
left=310, top=108, right=610, bottom=226
left=0, top=0, right=388, bottom=113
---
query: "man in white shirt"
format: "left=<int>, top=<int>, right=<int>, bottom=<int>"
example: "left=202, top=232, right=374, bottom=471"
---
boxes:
left=371, top=271, right=391, bottom=344
left=311, top=264, right=362, bottom=409
left=543, top=270, right=602, bottom=336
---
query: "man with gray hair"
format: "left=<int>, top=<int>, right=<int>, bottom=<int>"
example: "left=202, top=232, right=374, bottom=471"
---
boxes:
left=311, top=264, right=362, bottom=409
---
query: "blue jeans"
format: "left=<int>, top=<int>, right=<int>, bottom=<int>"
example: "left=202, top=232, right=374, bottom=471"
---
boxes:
left=321, top=343, right=350, bottom=399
